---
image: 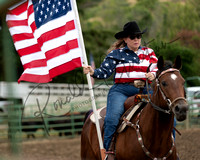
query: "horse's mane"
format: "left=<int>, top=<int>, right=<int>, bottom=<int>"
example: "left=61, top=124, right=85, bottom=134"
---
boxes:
left=156, top=60, right=173, bottom=78
left=163, top=60, right=173, bottom=70
left=151, top=60, right=173, bottom=90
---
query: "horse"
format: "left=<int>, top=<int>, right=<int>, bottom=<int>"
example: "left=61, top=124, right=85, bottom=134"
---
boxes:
left=81, top=55, right=188, bottom=160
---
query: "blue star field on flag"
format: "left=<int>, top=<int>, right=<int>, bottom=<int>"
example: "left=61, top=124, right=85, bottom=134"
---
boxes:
left=32, top=0, right=72, bottom=28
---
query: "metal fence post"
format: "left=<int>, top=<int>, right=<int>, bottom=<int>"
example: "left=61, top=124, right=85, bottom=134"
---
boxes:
left=70, top=103, right=75, bottom=137
left=2, top=14, right=22, bottom=154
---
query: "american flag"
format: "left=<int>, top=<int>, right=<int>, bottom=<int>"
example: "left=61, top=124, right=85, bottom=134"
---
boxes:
left=6, top=0, right=83, bottom=83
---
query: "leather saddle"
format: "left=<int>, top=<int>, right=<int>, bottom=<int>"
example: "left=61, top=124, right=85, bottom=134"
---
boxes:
left=89, top=94, right=149, bottom=132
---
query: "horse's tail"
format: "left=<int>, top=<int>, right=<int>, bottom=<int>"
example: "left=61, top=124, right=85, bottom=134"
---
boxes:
left=83, top=109, right=93, bottom=123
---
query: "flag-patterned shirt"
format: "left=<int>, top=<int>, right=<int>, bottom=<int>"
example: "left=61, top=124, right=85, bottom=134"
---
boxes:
left=92, top=46, right=158, bottom=83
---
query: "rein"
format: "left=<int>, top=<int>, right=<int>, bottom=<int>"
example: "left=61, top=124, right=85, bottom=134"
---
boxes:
left=146, top=68, right=187, bottom=114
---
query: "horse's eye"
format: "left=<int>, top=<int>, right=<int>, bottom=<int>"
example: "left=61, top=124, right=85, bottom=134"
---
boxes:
left=161, top=81, right=167, bottom=86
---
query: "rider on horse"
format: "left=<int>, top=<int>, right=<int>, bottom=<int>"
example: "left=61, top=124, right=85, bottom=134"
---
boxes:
left=83, top=21, right=158, bottom=159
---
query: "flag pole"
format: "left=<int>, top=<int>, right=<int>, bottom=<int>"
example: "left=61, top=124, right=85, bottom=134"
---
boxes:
left=71, top=0, right=106, bottom=159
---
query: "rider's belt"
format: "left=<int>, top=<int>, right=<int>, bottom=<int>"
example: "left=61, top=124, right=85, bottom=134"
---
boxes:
left=129, top=80, right=145, bottom=88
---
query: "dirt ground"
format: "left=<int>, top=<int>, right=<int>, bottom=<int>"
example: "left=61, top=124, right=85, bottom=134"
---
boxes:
left=0, top=128, right=200, bottom=160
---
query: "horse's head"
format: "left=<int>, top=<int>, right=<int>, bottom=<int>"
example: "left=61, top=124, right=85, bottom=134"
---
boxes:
left=155, top=55, right=189, bottom=121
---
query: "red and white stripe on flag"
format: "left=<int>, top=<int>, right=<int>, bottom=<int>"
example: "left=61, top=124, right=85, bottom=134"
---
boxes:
left=6, top=0, right=83, bottom=83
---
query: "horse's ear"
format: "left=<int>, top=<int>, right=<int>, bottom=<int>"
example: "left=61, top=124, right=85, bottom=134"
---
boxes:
left=157, top=56, right=164, bottom=71
left=173, top=55, right=182, bottom=70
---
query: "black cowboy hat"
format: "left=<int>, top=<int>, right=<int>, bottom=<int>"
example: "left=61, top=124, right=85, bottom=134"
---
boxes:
left=114, top=21, right=147, bottom=39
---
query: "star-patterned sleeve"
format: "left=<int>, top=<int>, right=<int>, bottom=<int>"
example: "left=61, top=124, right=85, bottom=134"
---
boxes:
left=92, top=51, right=118, bottom=79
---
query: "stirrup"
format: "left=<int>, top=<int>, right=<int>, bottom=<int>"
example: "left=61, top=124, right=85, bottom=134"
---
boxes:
left=106, top=151, right=115, bottom=155
left=104, top=151, right=115, bottom=160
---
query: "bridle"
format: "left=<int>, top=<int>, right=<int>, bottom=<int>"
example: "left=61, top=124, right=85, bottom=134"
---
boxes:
left=146, top=68, right=187, bottom=114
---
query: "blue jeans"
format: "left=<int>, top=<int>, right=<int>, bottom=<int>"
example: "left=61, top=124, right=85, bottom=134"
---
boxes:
left=104, top=83, right=150, bottom=151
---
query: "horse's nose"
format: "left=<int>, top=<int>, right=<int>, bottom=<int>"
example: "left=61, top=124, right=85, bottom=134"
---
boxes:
left=174, top=104, right=189, bottom=121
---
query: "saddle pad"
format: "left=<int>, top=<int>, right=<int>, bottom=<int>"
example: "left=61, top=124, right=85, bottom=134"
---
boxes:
left=117, top=102, right=142, bottom=133
left=90, top=106, right=106, bottom=123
